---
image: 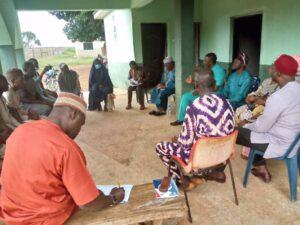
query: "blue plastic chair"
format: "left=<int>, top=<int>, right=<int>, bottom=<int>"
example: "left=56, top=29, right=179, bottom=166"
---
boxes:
left=243, top=133, right=300, bottom=201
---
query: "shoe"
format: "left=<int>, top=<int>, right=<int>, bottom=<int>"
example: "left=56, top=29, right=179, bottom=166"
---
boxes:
left=140, top=105, right=145, bottom=110
left=170, top=120, right=183, bottom=126
left=153, top=111, right=166, bottom=116
left=251, top=168, right=272, bottom=183
left=149, top=110, right=157, bottom=115
left=205, top=171, right=226, bottom=183
left=126, top=105, right=132, bottom=110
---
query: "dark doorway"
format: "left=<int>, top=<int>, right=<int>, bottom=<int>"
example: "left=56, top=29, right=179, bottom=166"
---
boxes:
left=232, top=14, right=262, bottom=75
left=194, top=22, right=201, bottom=66
left=141, top=23, right=167, bottom=87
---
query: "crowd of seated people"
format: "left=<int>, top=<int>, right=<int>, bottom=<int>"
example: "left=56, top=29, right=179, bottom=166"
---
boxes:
left=0, top=51, right=299, bottom=225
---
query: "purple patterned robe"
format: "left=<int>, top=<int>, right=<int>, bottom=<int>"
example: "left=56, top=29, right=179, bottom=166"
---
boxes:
left=156, top=94, right=235, bottom=179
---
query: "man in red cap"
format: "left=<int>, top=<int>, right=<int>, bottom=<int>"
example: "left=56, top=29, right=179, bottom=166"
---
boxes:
left=236, top=54, right=300, bottom=183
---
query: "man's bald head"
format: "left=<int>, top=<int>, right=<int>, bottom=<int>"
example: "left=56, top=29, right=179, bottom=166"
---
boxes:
left=49, top=105, right=85, bottom=140
left=194, top=67, right=216, bottom=94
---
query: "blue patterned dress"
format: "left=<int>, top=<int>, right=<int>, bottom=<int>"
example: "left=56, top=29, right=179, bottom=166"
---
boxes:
left=156, top=94, right=235, bottom=180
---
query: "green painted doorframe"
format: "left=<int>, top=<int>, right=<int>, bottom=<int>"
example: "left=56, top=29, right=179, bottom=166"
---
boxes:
left=174, top=0, right=195, bottom=111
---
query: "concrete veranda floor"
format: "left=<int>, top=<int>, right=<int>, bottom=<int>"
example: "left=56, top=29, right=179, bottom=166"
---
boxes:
left=77, top=89, right=300, bottom=225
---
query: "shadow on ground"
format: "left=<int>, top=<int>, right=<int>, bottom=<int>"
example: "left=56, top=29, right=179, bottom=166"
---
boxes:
left=73, top=89, right=300, bottom=225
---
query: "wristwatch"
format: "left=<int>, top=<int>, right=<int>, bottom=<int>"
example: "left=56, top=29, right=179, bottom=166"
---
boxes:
left=109, top=194, right=118, bottom=205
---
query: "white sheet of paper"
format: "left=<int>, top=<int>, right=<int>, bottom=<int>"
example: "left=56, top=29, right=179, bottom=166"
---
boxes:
left=96, top=185, right=133, bottom=203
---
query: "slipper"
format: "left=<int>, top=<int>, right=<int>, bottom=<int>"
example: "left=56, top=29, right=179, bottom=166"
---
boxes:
left=153, top=111, right=166, bottom=116
left=149, top=110, right=156, bottom=115
left=251, top=168, right=272, bottom=183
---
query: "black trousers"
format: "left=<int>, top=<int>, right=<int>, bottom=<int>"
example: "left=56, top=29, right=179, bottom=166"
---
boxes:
left=128, top=86, right=145, bottom=106
left=236, top=127, right=269, bottom=166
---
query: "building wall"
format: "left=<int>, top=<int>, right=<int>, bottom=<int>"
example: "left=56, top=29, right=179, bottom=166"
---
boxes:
left=131, top=0, right=202, bottom=64
left=74, top=41, right=105, bottom=58
left=199, top=0, right=300, bottom=80
left=103, top=9, right=135, bottom=88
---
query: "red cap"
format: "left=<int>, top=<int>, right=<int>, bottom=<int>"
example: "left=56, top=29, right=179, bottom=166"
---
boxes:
left=274, top=54, right=298, bottom=76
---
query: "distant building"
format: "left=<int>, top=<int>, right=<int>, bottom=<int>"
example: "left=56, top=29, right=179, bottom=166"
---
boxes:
left=74, top=41, right=106, bottom=58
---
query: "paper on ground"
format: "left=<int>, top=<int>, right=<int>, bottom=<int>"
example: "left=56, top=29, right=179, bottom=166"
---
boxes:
left=96, top=185, right=133, bottom=203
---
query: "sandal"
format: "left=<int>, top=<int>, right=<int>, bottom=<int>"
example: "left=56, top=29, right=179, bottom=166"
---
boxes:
left=149, top=110, right=157, bottom=115
left=251, top=168, right=272, bottom=183
left=153, top=111, right=166, bottom=116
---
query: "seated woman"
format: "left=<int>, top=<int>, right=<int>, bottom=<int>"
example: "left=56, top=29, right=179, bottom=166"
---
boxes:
left=88, top=56, right=114, bottom=111
left=155, top=67, right=235, bottom=191
left=235, top=68, right=279, bottom=126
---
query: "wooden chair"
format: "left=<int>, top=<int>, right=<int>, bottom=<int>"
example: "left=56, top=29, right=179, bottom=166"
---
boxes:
left=170, top=130, right=239, bottom=223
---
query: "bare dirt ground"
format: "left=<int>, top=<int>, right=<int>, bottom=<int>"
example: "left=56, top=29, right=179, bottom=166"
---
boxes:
left=72, top=64, right=90, bottom=91
left=72, top=89, right=300, bottom=225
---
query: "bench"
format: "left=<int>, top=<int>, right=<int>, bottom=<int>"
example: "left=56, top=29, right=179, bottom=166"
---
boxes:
left=66, top=183, right=187, bottom=225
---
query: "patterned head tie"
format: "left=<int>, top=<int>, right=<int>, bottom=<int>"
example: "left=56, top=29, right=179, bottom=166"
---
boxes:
left=54, top=92, right=87, bottom=116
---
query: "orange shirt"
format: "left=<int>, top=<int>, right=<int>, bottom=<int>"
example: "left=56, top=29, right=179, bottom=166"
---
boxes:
left=0, top=119, right=99, bottom=225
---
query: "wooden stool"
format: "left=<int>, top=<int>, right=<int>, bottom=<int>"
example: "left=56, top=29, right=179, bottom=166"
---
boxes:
left=66, top=183, right=187, bottom=225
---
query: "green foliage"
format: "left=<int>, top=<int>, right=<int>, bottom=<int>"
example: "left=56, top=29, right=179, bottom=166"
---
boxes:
left=49, top=11, right=105, bottom=42
left=22, top=31, right=41, bottom=48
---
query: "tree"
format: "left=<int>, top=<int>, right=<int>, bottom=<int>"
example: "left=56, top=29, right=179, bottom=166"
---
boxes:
left=49, top=11, right=105, bottom=42
left=22, top=31, right=41, bottom=48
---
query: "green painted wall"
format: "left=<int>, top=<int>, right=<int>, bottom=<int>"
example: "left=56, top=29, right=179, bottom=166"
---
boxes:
left=0, top=0, right=24, bottom=74
left=131, top=0, right=175, bottom=64
left=104, top=10, right=135, bottom=89
left=132, top=0, right=202, bottom=64
left=200, top=0, right=300, bottom=79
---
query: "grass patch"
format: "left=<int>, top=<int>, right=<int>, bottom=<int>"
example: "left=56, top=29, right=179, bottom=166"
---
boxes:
left=38, top=48, right=94, bottom=69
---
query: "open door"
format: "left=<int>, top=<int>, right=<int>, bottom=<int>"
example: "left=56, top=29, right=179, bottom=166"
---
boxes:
left=232, top=14, right=262, bottom=76
left=141, top=23, right=167, bottom=87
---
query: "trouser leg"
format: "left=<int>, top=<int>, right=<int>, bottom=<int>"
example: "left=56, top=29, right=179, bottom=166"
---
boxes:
left=155, top=142, right=181, bottom=181
left=178, top=92, right=194, bottom=121
left=236, top=127, right=269, bottom=166
left=137, top=86, right=145, bottom=106
left=127, top=86, right=135, bottom=105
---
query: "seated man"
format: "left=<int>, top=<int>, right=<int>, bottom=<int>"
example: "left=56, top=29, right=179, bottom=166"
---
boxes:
left=0, top=74, right=20, bottom=129
left=156, top=67, right=235, bottom=190
left=25, top=60, right=57, bottom=104
left=150, top=56, right=175, bottom=116
left=204, top=52, right=226, bottom=94
left=126, top=61, right=145, bottom=110
left=170, top=52, right=226, bottom=126
left=21, top=61, right=52, bottom=116
left=235, top=67, right=279, bottom=125
left=223, top=52, right=252, bottom=110
left=28, top=58, right=58, bottom=99
left=237, top=54, right=300, bottom=183
left=58, top=63, right=82, bottom=96
left=0, top=92, right=125, bottom=224
left=5, top=68, right=39, bottom=122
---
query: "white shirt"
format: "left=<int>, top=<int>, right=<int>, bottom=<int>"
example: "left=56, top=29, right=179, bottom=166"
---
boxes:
left=244, top=81, right=300, bottom=158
